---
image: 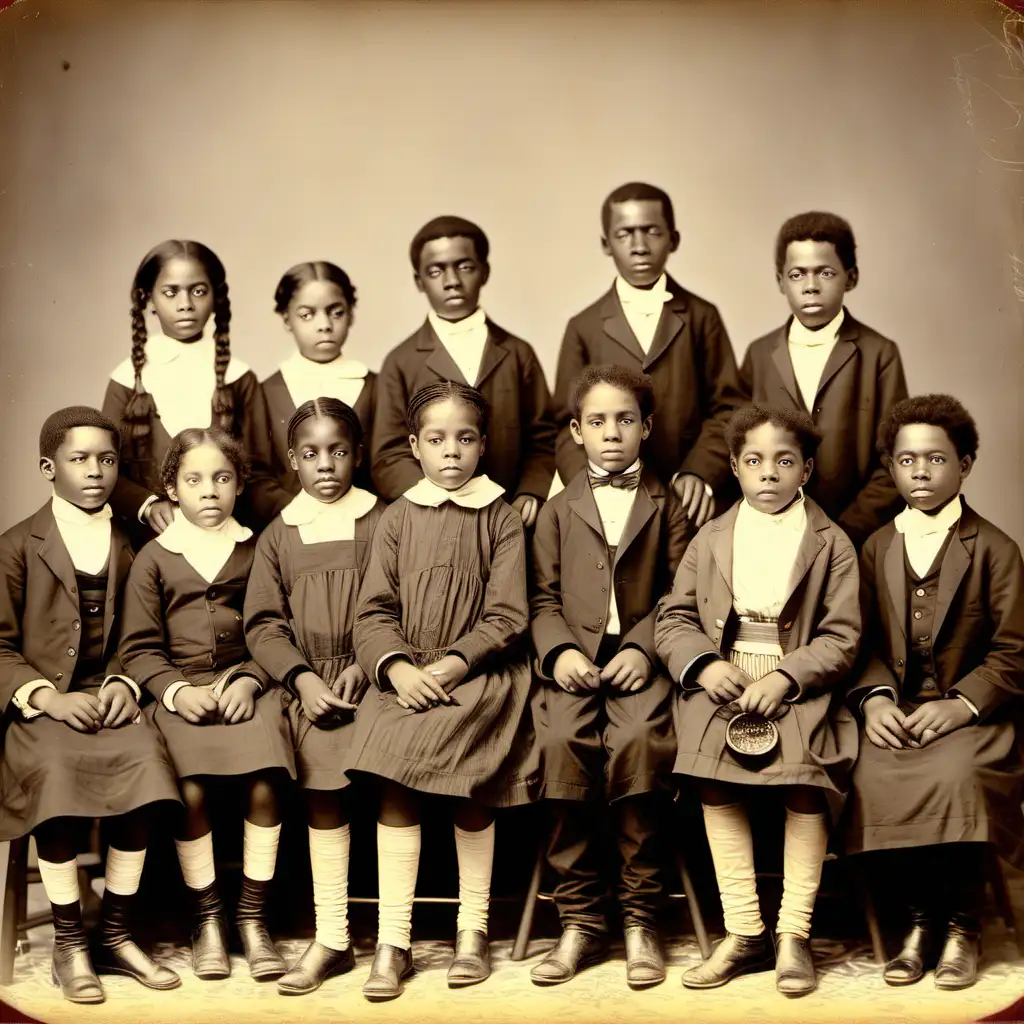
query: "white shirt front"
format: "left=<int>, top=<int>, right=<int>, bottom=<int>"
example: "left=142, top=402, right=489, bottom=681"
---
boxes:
left=615, top=274, right=672, bottom=355
left=427, top=306, right=489, bottom=386
left=281, top=486, right=378, bottom=545
left=894, top=494, right=963, bottom=578
left=155, top=508, right=252, bottom=584
left=403, top=474, right=504, bottom=510
left=787, top=308, right=845, bottom=411
left=51, top=493, right=112, bottom=577
left=588, top=459, right=641, bottom=635
left=278, top=351, right=368, bottom=412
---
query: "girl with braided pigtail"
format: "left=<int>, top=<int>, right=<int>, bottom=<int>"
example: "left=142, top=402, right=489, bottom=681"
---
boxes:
left=103, top=241, right=287, bottom=543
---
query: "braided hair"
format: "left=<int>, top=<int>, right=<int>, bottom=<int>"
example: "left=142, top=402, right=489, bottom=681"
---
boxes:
left=274, top=261, right=358, bottom=315
left=287, top=397, right=363, bottom=452
left=159, top=427, right=251, bottom=498
left=123, top=240, right=235, bottom=465
left=405, top=380, right=489, bottom=437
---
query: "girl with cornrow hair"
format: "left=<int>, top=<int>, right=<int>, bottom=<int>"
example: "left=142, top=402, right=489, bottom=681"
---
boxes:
left=102, top=240, right=286, bottom=541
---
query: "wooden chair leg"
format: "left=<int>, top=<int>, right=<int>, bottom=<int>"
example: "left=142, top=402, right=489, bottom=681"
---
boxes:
left=511, top=843, right=545, bottom=961
left=851, top=859, right=886, bottom=964
left=676, top=852, right=713, bottom=960
left=987, top=849, right=1022, bottom=954
left=1, top=839, right=28, bottom=986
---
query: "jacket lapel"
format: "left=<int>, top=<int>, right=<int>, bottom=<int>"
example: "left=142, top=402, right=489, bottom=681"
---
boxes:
left=613, top=473, right=661, bottom=568
left=883, top=528, right=908, bottom=639
left=813, top=313, right=860, bottom=400
left=642, top=283, right=689, bottom=371
left=599, top=288, right=646, bottom=363
left=565, top=472, right=607, bottom=543
left=103, top=529, right=134, bottom=650
left=416, top=321, right=468, bottom=385
left=932, top=509, right=977, bottom=641
left=708, top=503, right=737, bottom=596
left=32, top=506, right=78, bottom=604
left=474, top=323, right=510, bottom=388
left=770, top=326, right=803, bottom=409
left=778, top=500, right=828, bottom=616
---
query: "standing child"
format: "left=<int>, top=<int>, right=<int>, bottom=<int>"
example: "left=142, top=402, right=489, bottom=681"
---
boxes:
left=103, top=240, right=286, bottom=537
left=0, top=407, right=182, bottom=1004
left=554, top=182, right=742, bottom=524
left=845, top=394, right=1024, bottom=991
left=370, top=216, right=555, bottom=525
left=529, top=366, right=688, bottom=990
left=118, top=428, right=296, bottom=983
left=245, top=398, right=384, bottom=996
left=655, top=404, right=860, bottom=996
left=348, top=381, right=536, bottom=1000
left=262, top=262, right=377, bottom=503
left=739, top=212, right=908, bottom=548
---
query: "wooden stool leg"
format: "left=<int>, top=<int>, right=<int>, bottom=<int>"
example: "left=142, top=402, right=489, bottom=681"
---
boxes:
left=676, top=852, right=713, bottom=960
left=511, top=844, right=545, bottom=961
left=1, top=839, right=28, bottom=985
left=851, top=859, right=886, bottom=964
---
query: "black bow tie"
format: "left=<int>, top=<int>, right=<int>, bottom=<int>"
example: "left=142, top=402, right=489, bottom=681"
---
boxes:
left=589, top=468, right=641, bottom=491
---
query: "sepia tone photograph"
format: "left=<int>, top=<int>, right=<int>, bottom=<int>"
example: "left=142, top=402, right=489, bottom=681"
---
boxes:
left=0, top=0, right=1022, bottom=1021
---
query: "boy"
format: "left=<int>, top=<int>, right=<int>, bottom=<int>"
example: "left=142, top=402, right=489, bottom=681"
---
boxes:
left=846, top=394, right=1024, bottom=991
left=529, top=366, right=687, bottom=989
left=0, top=407, right=181, bottom=1004
left=739, top=211, right=908, bottom=548
left=553, top=182, right=742, bottom=527
left=370, top=215, right=556, bottom=523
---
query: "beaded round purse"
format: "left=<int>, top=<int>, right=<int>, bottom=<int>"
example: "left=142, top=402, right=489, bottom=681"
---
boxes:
left=714, top=703, right=791, bottom=762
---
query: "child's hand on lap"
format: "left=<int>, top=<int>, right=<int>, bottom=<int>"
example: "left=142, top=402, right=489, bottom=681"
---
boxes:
left=734, top=671, right=792, bottom=718
left=600, top=648, right=650, bottom=692
left=333, top=663, right=370, bottom=710
left=172, top=685, right=220, bottom=724
left=218, top=676, right=260, bottom=724
left=387, top=660, right=453, bottom=711
left=98, top=681, right=140, bottom=729
left=696, top=659, right=753, bottom=704
left=510, top=495, right=539, bottom=529
left=31, top=689, right=103, bottom=732
left=903, top=698, right=974, bottom=747
left=862, top=695, right=918, bottom=750
left=553, top=649, right=601, bottom=694
left=143, top=498, right=176, bottom=534
left=423, top=655, right=468, bottom=692
left=296, top=670, right=351, bottom=721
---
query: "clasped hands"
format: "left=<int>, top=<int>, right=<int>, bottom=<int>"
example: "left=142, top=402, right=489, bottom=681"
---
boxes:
left=862, top=693, right=973, bottom=750
left=697, top=659, right=793, bottom=718
left=32, top=680, right=140, bottom=732
left=553, top=646, right=650, bottom=695
left=172, top=675, right=263, bottom=725
left=386, top=654, right=468, bottom=712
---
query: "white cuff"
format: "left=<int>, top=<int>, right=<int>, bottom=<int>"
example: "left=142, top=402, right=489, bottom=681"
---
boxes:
left=859, top=685, right=898, bottom=712
left=162, top=679, right=191, bottom=713
left=11, top=679, right=57, bottom=720
left=954, top=693, right=980, bottom=719
left=137, top=494, right=160, bottom=524
left=375, top=651, right=407, bottom=688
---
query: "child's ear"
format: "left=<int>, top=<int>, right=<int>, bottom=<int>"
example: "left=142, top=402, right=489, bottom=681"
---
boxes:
left=668, top=230, right=681, bottom=254
left=600, top=235, right=612, bottom=258
left=569, top=418, right=585, bottom=447
left=882, top=454, right=895, bottom=480
left=409, top=433, right=421, bottom=460
left=287, top=449, right=298, bottom=472
left=776, top=271, right=786, bottom=295
left=478, top=435, right=487, bottom=459
left=641, top=415, right=653, bottom=440
left=165, top=483, right=178, bottom=503
left=479, top=262, right=491, bottom=288
left=281, top=312, right=292, bottom=332
left=413, top=272, right=425, bottom=296
left=845, top=267, right=860, bottom=292
left=960, top=454, right=973, bottom=480
left=354, top=443, right=364, bottom=469
left=729, top=454, right=739, bottom=479
left=801, top=457, right=814, bottom=487
left=39, top=457, right=55, bottom=481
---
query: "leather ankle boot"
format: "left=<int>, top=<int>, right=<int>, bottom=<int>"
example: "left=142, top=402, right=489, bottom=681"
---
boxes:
left=934, top=913, right=981, bottom=991
left=191, top=882, right=230, bottom=980
left=92, top=889, right=181, bottom=990
left=235, top=876, right=286, bottom=980
left=51, top=901, right=104, bottom=1004
left=681, top=931, right=775, bottom=990
left=883, top=907, right=936, bottom=986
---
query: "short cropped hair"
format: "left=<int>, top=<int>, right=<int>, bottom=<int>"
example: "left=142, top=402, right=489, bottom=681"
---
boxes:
left=725, top=403, right=822, bottom=461
left=878, top=394, right=979, bottom=461
left=570, top=364, right=656, bottom=422
left=409, top=216, right=489, bottom=271
left=39, top=406, right=120, bottom=460
left=601, top=182, right=676, bottom=235
left=775, top=211, right=857, bottom=275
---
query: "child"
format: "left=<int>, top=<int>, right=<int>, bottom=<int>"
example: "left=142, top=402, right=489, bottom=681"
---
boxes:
left=529, top=366, right=688, bottom=990
left=262, top=262, right=377, bottom=503
left=348, top=381, right=536, bottom=1000
left=554, top=182, right=742, bottom=526
left=0, top=407, right=182, bottom=1004
left=103, top=239, right=286, bottom=537
left=655, top=403, right=860, bottom=996
left=370, top=215, right=556, bottom=525
left=739, top=212, right=908, bottom=548
left=118, top=428, right=296, bottom=982
left=845, top=394, right=1024, bottom=991
left=245, top=398, right=384, bottom=995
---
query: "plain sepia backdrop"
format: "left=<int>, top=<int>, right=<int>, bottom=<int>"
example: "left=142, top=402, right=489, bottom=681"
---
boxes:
left=0, top=0, right=1021, bottom=542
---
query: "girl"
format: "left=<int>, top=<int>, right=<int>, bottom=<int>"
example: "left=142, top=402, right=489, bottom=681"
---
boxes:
left=118, top=428, right=296, bottom=983
left=262, top=262, right=377, bottom=499
left=103, top=240, right=286, bottom=538
left=245, top=398, right=383, bottom=996
left=655, top=403, right=860, bottom=997
left=846, top=395, right=1024, bottom=991
left=347, top=380, right=536, bottom=1001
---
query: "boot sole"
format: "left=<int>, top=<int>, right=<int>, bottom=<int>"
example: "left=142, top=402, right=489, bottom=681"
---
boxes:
left=93, top=962, right=182, bottom=991
left=530, top=950, right=607, bottom=986
left=627, top=972, right=666, bottom=991
left=884, top=973, right=925, bottom=987
left=278, top=957, right=355, bottom=995
left=934, top=975, right=978, bottom=991
left=363, top=965, right=414, bottom=1000
left=194, top=964, right=231, bottom=981
left=681, top=955, right=776, bottom=990
left=447, top=970, right=490, bottom=989
left=777, top=978, right=817, bottom=998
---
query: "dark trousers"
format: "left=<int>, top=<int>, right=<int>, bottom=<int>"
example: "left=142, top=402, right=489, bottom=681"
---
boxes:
left=881, top=842, right=987, bottom=930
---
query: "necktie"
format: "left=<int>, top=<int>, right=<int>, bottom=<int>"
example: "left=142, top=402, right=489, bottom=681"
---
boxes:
left=589, top=468, right=640, bottom=491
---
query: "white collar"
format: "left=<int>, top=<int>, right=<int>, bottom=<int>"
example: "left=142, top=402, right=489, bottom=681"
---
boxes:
left=587, top=458, right=641, bottom=478
left=427, top=306, right=487, bottom=340
left=403, top=474, right=504, bottom=509
left=51, top=492, right=113, bottom=525
left=155, top=507, right=252, bottom=554
left=279, top=350, right=368, bottom=381
left=109, top=319, right=250, bottom=387
left=615, top=273, right=671, bottom=310
left=894, top=494, right=964, bottom=540
left=737, top=491, right=808, bottom=532
left=281, top=485, right=377, bottom=526
left=788, top=308, right=845, bottom=348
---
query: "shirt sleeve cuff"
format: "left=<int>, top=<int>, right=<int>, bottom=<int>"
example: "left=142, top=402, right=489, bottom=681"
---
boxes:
left=953, top=692, right=980, bottom=719
left=680, top=651, right=721, bottom=690
left=137, top=494, right=160, bottom=524
left=162, top=680, right=190, bottom=713
left=12, top=679, right=57, bottom=719
left=375, top=652, right=409, bottom=689
left=859, top=685, right=898, bottom=712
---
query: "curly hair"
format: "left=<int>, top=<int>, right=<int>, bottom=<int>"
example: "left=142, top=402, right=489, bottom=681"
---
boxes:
left=159, top=427, right=251, bottom=498
left=725, top=403, right=822, bottom=461
left=775, top=211, right=857, bottom=275
left=39, top=406, right=119, bottom=459
left=570, top=364, right=656, bottom=421
left=878, top=394, right=979, bottom=461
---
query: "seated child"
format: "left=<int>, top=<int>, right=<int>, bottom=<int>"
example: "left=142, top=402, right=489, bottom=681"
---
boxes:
left=739, top=212, right=908, bottom=547
left=529, top=365, right=688, bottom=990
left=370, top=215, right=555, bottom=525
left=119, top=428, right=296, bottom=983
left=845, top=394, right=1024, bottom=991
left=0, top=406, right=182, bottom=1004
left=655, top=403, right=860, bottom=996
left=245, top=398, right=384, bottom=996
left=348, top=381, right=536, bottom=1000
left=553, top=182, right=742, bottom=524
left=262, top=262, right=377, bottom=504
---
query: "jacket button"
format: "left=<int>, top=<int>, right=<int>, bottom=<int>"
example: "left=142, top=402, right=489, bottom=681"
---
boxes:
left=218, top=631, right=229, bottom=640
left=916, top=588, right=926, bottom=597
left=207, top=589, right=217, bottom=599
left=235, top=614, right=243, bottom=622
left=72, top=620, right=80, bottom=631
left=715, top=619, right=725, bottom=628
left=67, top=647, right=76, bottom=657
left=814, top=407, right=822, bottom=415
left=70, top=586, right=77, bottom=594
left=913, top=610, right=923, bottom=620
left=596, top=561, right=604, bottom=570
left=896, top=659, right=905, bottom=668
left=55, top=672, right=63, bottom=681
left=703, top=597, right=708, bottom=604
